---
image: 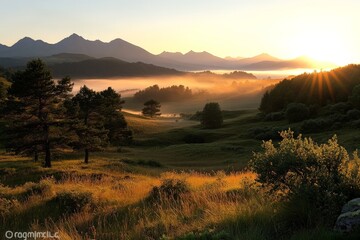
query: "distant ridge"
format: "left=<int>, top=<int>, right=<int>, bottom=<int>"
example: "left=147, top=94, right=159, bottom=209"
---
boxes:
left=0, top=34, right=337, bottom=71
left=49, top=57, right=182, bottom=78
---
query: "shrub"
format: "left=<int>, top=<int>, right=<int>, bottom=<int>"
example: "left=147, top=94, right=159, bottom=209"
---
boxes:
left=251, top=127, right=296, bottom=141
left=301, top=118, right=333, bottom=133
left=249, top=130, right=360, bottom=224
left=148, top=179, right=190, bottom=203
left=201, top=102, right=223, bottom=129
left=309, top=104, right=320, bottom=117
left=285, top=103, right=309, bottom=123
left=264, top=111, right=284, bottom=121
left=55, top=190, right=93, bottom=213
left=352, top=119, right=360, bottom=128
left=0, top=198, right=20, bottom=216
left=347, top=109, right=360, bottom=120
left=27, top=179, right=54, bottom=196
left=328, top=113, right=349, bottom=123
left=17, top=180, right=54, bottom=201
left=330, top=102, right=353, bottom=114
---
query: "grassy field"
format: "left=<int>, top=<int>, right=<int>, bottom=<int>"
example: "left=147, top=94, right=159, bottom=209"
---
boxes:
left=1, top=110, right=360, bottom=239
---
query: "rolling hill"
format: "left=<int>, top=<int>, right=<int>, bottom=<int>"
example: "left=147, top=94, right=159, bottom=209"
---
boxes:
left=49, top=57, right=182, bottom=78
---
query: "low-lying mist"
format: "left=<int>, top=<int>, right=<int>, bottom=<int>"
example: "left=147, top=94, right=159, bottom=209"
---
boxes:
left=73, top=73, right=282, bottom=114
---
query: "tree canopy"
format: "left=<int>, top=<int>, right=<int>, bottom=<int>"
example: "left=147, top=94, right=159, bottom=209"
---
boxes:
left=260, top=65, right=360, bottom=113
left=201, top=102, right=223, bottom=129
left=66, top=85, right=108, bottom=163
left=134, top=85, right=193, bottom=102
left=142, top=99, right=161, bottom=117
left=5, top=59, right=73, bottom=167
left=2, top=60, right=130, bottom=167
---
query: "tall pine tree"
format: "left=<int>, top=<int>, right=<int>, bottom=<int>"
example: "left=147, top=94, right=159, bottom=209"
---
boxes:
left=5, top=59, right=73, bottom=167
left=98, top=87, right=129, bottom=144
left=68, top=86, right=108, bottom=164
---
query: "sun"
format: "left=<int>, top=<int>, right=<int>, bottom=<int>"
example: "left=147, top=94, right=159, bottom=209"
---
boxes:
left=291, top=29, right=352, bottom=66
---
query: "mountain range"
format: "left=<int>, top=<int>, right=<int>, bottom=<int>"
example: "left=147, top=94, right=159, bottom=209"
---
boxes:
left=0, top=34, right=336, bottom=71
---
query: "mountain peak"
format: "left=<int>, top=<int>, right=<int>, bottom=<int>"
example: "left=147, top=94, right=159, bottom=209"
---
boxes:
left=66, top=33, right=84, bottom=41
left=110, top=38, right=127, bottom=44
left=12, top=37, right=36, bottom=47
left=185, top=50, right=210, bottom=55
left=16, top=37, right=35, bottom=43
left=250, top=53, right=280, bottom=61
left=255, top=53, right=272, bottom=58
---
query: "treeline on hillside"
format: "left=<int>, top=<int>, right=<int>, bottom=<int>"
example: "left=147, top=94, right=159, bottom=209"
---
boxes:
left=133, top=84, right=207, bottom=102
left=260, top=64, right=360, bottom=113
left=191, top=70, right=257, bottom=80
left=257, top=64, right=360, bottom=135
left=0, top=60, right=131, bottom=167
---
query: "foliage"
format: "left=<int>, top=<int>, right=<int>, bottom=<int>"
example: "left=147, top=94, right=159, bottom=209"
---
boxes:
left=249, top=130, right=360, bottom=224
left=264, top=111, right=284, bottom=121
left=285, top=103, right=309, bottom=123
left=142, top=99, right=161, bottom=117
left=260, top=65, right=360, bottom=113
left=4, top=59, right=73, bottom=167
left=134, top=84, right=193, bottom=102
left=201, top=102, right=223, bottom=129
left=349, top=84, right=360, bottom=109
left=97, top=87, right=129, bottom=144
left=0, top=81, right=7, bottom=109
left=67, top=85, right=130, bottom=163
left=250, top=126, right=294, bottom=141
left=55, top=190, right=93, bottom=214
left=347, top=109, right=360, bottom=120
left=300, top=118, right=333, bottom=133
left=148, top=178, right=190, bottom=202
left=67, top=85, right=108, bottom=163
left=330, top=102, right=353, bottom=115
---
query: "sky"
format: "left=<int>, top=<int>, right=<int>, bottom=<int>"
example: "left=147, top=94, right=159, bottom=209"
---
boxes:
left=1, top=0, right=360, bottom=65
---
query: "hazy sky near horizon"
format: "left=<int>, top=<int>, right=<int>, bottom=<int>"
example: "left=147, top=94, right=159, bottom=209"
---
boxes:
left=1, top=0, right=360, bottom=64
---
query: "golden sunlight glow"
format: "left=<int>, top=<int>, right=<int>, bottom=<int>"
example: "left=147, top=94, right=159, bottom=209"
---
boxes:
left=290, top=28, right=352, bottom=66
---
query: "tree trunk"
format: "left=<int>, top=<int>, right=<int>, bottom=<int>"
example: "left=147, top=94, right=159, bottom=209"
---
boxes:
left=43, top=124, right=51, bottom=168
left=34, top=148, right=38, bottom=162
left=85, top=148, right=89, bottom=164
left=44, top=141, right=51, bottom=168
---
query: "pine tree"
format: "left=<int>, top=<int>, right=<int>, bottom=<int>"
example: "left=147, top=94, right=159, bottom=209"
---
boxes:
left=68, top=86, right=108, bottom=164
left=5, top=59, right=73, bottom=167
left=97, top=87, right=128, bottom=143
left=142, top=99, right=161, bottom=117
left=201, top=102, right=223, bottom=129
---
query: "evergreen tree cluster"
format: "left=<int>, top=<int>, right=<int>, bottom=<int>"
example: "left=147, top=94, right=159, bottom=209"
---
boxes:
left=260, top=64, right=360, bottom=114
left=2, top=59, right=130, bottom=167
left=134, top=84, right=193, bottom=102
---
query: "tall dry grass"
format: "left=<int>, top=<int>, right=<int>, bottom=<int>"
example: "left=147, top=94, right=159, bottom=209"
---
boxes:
left=1, top=169, right=268, bottom=239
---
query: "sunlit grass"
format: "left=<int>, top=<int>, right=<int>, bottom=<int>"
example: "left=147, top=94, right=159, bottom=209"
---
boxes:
left=0, top=156, right=262, bottom=239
